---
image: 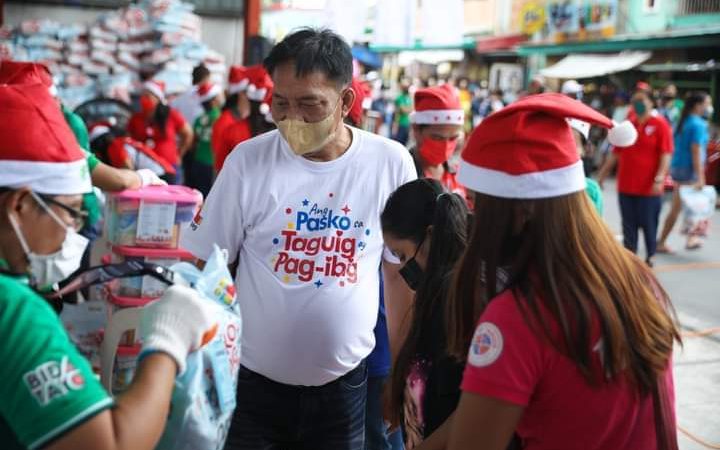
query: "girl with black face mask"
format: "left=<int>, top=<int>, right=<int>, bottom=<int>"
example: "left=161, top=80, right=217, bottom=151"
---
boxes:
left=381, top=179, right=470, bottom=449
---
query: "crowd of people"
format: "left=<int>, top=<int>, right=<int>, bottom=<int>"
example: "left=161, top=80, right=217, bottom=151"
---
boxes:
left=1, top=26, right=716, bottom=450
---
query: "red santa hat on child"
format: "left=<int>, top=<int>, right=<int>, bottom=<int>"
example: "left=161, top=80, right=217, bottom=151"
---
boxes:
left=0, top=61, right=92, bottom=195
left=197, top=81, right=222, bottom=103
left=228, top=65, right=249, bottom=95
left=246, top=65, right=273, bottom=102
left=143, top=79, right=166, bottom=103
left=410, top=84, right=464, bottom=125
left=458, top=93, right=637, bottom=199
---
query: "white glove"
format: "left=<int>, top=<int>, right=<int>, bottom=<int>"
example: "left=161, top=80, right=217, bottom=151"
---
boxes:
left=139, top=285, right=218, bottom=374
left=136, top=169, right=167, bottom=187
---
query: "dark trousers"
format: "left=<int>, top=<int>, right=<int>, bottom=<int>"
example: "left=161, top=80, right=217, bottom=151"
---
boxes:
left=619, top=193, right=662, bottom=259
left=365, top=375, right=404, bottom=450
left=393, top=126, right=410, bottom=145
left=224, top=362, right=368, bottom=450
left=184, top=160, right=214, bottom=198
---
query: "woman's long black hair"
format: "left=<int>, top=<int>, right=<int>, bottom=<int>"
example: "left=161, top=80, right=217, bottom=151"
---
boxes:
left=152, top=102, right=171, bottom=138
left=380, top=178, right=469, bottom=426
left=676, top=91, right=708, bottom=135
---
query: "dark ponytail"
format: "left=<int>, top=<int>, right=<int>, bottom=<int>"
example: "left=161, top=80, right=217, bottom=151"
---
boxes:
left=676, top=91, right=708, bottom=136
left=152, top=102, right=171, bottom=138
left=381, top=179, right=469, bottom=427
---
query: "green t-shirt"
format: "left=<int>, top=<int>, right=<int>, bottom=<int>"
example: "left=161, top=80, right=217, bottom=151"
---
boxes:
left=193, top=107, right=221, bottom=166
left=61, top=105, right=101, bottom=229
left=395, top=93, right=412, bottom=128
left=0, top=273, right=112, bottom=449
left=585, top=177, right=604, bottom=216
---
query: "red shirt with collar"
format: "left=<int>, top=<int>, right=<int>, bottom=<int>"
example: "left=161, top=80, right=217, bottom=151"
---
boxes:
left=211, top=109, right=252, bottom=173
left=613, top=115, right=673, bottom=196
left=127, top=108, right=186, bottom=166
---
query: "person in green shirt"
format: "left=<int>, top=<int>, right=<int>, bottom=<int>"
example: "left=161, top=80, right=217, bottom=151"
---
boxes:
left=393, top=81, right=412, bottom=145
left=187, top=82, right=224, bottom=197
left=1, top=61, right=217, bottom=450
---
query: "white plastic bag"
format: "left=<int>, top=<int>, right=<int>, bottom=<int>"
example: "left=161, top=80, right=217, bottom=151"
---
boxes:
left=155, top=245, right=241, bottom=450
left=679, top=186, right=717, bottom=237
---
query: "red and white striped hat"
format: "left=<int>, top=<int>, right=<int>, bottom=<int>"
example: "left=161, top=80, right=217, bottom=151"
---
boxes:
left=458, top=93, right=637, bottom=199
left=246, top=65, right=273, bottom=102
left=197, top=81, right=222, bottom=103
left=143, top=79, right=166, bottom=103
left=410, top=84, right=464, bottom=125
left=228, top=65, right=249, bottom=95
left=0, top=61, right=92, bottom=195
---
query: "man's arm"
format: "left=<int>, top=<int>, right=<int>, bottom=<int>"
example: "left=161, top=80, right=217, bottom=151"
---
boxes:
left=91, top=162, right=142, bottom=191
left=595, top=152, right=618, bottom=189
left=382, top=260, right=414, bottom=362
left=691, top=143, right=705, bottom=190
left=652, top=153, right=671, bottom=195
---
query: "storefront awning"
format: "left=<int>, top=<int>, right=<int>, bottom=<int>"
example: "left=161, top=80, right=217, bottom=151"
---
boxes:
left=397, top=49, right=465, bottom=66
left=475, top=34, right=526, bottom=53
left=539, top=51, right=651, bottom=79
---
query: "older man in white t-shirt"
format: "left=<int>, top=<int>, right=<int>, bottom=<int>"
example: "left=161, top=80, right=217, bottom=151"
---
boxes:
left=181, top=28, right=415, bottom=450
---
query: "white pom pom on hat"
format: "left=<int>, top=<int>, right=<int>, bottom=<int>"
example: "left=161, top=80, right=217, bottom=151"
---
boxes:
left=607, top=120, right=638, bottom=147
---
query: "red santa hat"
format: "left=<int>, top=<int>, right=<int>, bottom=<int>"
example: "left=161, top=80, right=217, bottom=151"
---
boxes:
left=0, top=61, right=92, bottom=195
left=143, top=79, right=166, bottom=103
left=197, top=81, right=222, bottom=103
left=228, top=65, right=249, bottom=95
left=246, top=65, right=273, bottom=102
left=348, top=77, right=371, bottom=126
left=410, top=84, right=464, bottom=125
left=88, top=121, right=113, bottom=143
left=458, top=93, right=637, bottom=199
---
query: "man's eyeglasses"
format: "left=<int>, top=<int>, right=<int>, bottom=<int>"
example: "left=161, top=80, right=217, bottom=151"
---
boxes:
left=38, top=195, right=88, bottom=231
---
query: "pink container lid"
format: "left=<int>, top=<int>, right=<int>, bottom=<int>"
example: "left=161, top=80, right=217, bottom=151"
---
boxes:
left=108, top=293, right=158, bottom=307
left=111, top=245, right=195, bottom=260
left=116, top=344, right=142, bottom=356
left=110, top=185, right=202, bottom=204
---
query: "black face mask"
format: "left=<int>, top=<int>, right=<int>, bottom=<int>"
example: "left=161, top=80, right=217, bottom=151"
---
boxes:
left=399, top=257, right=424, bottom=291
left=399, top=237, right=426, bottom=291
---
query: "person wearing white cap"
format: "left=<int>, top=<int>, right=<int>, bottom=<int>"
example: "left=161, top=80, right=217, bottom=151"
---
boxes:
left=0, top=63, right=217, bottom=450
left=439, top=94, right=679, bottom=449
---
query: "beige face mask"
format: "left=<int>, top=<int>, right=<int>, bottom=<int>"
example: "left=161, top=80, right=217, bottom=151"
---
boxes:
left=277, top=99, right=342, bottom=156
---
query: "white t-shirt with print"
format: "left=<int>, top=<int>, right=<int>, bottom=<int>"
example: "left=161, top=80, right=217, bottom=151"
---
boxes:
left=181, top=127, right=416, bottom=386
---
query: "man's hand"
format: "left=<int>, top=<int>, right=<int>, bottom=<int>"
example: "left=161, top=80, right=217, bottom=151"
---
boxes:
left=651, top=180, right=663, bottom=195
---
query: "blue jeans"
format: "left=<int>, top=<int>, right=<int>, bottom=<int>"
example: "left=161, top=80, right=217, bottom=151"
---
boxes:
left=619, top=193, right=662, bottom=259
left=365, top=375, right=404, bottom=450
left=224, top=362, right=368, bottom=450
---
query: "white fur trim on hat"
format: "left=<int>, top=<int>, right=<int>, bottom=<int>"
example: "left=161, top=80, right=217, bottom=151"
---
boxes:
left=457, top=159, right=586, bottom=199
left=410, top=109, right=464, bottom=125
left=0, top=158, right=92, bottom=195
left=89, top=125, right=111, bottom=142
left=228, top=78, right=249, bottom=95
left=247, top=84, right=268, bottom=102
left=144, top=81, right=166, bottom=103
left=608, top=120, right=638, bottom=147
left=198, top=84, right=222, bottom=103
left=567, top=118, right=590, bottom=140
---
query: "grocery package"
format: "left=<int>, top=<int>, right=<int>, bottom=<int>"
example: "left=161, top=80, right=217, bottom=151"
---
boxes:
left=680, top=186, right=718, bottom=237
left=2, top=0, right=227, bottom=109
left=156, top=245, right=241, bottom=450
left=105, top=185, right=202, bottom=249
left=113, top=344, right=141, bottom=394
left=106, top=293, right=154, bottom=346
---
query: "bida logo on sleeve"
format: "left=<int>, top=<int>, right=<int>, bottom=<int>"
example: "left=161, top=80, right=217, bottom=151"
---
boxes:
left=23, top=356, right=85, bottom=406
left=270, top=195, right=373, bottom=288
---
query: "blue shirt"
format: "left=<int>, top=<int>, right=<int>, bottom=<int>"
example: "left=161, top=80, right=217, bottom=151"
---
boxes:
left=672, top=114, right=709, bottom=170
left=367, top=271, right=391, bottom=377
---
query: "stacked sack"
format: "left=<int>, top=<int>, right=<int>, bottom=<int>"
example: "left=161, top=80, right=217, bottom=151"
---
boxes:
left=0, top=0, right=226, bottom=109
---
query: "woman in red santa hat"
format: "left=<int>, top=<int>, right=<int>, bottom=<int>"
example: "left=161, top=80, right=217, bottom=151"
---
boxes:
left=441, top=94, right=680, bottom=450
left=409, top=84, right=471, bottom=205
left=127, top=79, right=194, bottom=184
left=0, top=63, right=217, bottom=450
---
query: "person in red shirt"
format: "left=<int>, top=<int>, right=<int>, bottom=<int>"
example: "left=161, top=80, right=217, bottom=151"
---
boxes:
left=127, top=79, right=193, bottom=184
left=410, top=84, right=470, bottom=205
left=442, top=94, right=679, bottom=450
left=597, top=90, right=673, bottom=266
left=211, top=66, right=253, bottom=174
